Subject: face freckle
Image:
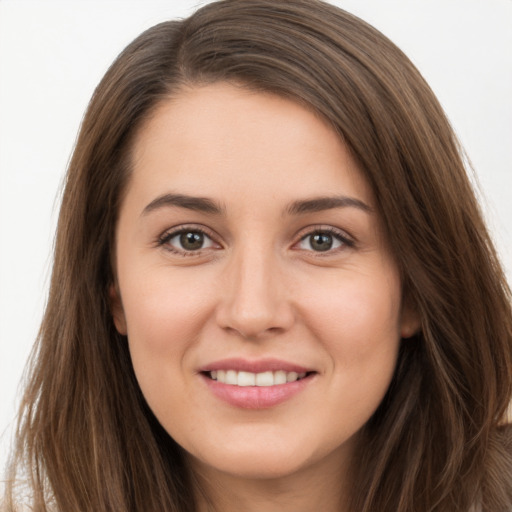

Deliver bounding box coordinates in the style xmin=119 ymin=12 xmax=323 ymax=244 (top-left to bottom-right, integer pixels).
xmin=111 ymin=82 xmax=418 ymax=485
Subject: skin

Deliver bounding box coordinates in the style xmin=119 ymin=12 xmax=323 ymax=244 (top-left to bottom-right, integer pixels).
xmin=111 ymin=82 xmax=419 ymax=512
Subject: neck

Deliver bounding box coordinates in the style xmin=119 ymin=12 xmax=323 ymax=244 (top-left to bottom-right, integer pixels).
xmin=190 ymin=448 xmax=354 ymax=512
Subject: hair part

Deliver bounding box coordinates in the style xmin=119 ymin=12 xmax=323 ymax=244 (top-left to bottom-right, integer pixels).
xmin=4 ymin=1 xmax=512 ymax=510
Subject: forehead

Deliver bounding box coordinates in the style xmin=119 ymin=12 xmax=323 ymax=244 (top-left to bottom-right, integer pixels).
xmin=128 ymin=82 xmax=373 ymax=210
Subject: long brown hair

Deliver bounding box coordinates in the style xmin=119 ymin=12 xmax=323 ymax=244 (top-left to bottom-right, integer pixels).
xmin=4 ymin=1 xmax=512 ymax=510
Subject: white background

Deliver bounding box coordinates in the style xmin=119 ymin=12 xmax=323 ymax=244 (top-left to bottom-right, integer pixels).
xmin=1 ymin=0 xmax=511 ymax=474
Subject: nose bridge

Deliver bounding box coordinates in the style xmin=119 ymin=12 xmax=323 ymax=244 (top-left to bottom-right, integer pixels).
xmin=217 ymin=236 xmax=292 ymax=338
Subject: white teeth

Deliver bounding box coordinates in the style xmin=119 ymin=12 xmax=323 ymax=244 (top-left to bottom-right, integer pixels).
xmin=286 ymin=371 xmax=298 ymax=383
xmin=209 ymin=369 xmax=309 ymax=386
xmin=274 ymin=370 xmax=287 ymax=385
xmin=225 ymin=370 xmax=237 ymax=385
xmin=255 ymin=371 xmax=274 ymax=386
xmin=237 ymin=371 xmax=256 ymax=386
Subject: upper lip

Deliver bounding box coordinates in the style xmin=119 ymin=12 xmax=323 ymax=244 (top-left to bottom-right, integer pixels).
xmin=200 ymin=358 xmax=313 ymax=374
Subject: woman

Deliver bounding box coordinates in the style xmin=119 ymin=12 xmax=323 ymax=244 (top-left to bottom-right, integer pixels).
xmin=4 ymin=0 xmax=512 ymax=510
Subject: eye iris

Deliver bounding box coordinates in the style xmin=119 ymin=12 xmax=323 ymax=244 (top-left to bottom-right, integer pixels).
xmin=311 ymin=233 xmax=333 ymax=251
xmin=180 ymin=232 xmax=204 ymax=250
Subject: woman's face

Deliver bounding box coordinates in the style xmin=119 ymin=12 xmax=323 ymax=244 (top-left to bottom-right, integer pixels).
xmin=112 ymin=83 xmax=418 ymax=481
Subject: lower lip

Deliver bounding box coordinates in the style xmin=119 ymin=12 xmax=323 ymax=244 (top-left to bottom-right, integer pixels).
xmin=201 ymin=374 xmax=313 ymax=409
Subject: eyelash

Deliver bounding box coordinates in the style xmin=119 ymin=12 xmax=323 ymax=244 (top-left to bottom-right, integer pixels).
xmin=295 ymin=226 xmax=355 ymax=255
xmin=156 ymin=225 xmax=355 ymax=256
xmin=157 ymin=225 xmax=219 ymax=256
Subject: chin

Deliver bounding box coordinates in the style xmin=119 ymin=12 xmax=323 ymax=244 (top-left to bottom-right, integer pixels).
xmin=185 ymin=434 xmax=343 ymax=482
xmin=194 ymin=453 xmax=309 ymax=481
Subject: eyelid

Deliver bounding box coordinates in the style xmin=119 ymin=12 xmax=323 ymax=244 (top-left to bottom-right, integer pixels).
xmin=292 ymin=225 xmax=355 ymax=253
xmin=156 ymin=224 xmax=222 ymax=255
xmin=155 ymin=223 xmax=354 ymax=257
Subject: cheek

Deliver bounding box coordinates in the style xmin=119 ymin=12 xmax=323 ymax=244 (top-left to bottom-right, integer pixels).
xmin=303 ymin=270 xmax=402 ymax=418
xmin=118 ymin=268 xmax=215 ymax=395
xmin=304 ymin=267 xmax=402 ymax=347
xmin=121 ymin=266 xmax=211 ymax=343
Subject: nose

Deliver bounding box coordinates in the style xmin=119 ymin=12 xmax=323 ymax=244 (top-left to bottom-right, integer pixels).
xmin=215 ymin=245 xmax=295 ymax=340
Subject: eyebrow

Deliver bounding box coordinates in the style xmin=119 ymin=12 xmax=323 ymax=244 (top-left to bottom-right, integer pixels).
xmin=142 ymin=193 xmax=225 ymax=216
xmin=286 ymin=195 xmax=372 ymax=215
xmin=141 ymin=192 xmax=372 ymax=218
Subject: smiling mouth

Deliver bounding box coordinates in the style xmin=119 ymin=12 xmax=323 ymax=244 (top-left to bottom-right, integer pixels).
xmin=205 ymin=370 xmax=311 ymax=386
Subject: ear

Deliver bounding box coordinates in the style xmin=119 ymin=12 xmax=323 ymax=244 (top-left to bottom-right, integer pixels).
xmin=400 ymin=299 xmax=421 ymax=339
xmin=109 ymin=283 xmax=127 ymax=335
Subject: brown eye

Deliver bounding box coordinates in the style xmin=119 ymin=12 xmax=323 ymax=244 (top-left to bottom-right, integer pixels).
xmin=309 ymin=233 xmax=333 ymax=251
xmin=160 ymin=229 xmax=216 ymax=253
xmin=179 ymin=231 xmax=205 ymax=251
xmin=297 ymin=229 xmax=352 ymax=253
